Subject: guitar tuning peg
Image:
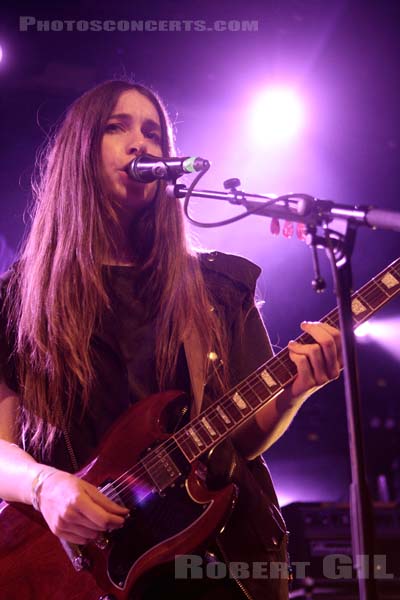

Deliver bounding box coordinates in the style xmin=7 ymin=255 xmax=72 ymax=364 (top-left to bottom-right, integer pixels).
xmin=282 ymin=220 xmax=294 ymax=238
xmin=296 ymin=222 xmax=307 ymax=241
xmin=270 ymin=218 xmax=280 ymax=235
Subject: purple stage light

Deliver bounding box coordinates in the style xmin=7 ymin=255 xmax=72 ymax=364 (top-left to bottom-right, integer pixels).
xmin=250 ymin=86 xmax=304 ymax=145
xmin=270 ymin=454 xmax=350 ymax=507
xmin=355 ymin=318 xmax=400 ymax=362
xmin=354 ymin=321 xmax=373 ymax=338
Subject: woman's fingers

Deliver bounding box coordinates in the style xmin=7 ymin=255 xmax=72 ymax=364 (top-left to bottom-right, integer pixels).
xmin=317 ymin=322 xmax=343 ymax=367
xmin=300 ymin=321 xmax=341 ymax=379
xmin=287 ymin=321 xmax=342 ymax=397
xmin=55 ymin=522 xmax=103 ymax=544
xmin=39 ymin=471 xmax=129 ymax=540
xmin=288 ymin=340 xmax=329 ymax=386
xmin=75 ymin=487 xmax=128 ymax=530
xmin=85 ymin=483 xmax=129 ymax=517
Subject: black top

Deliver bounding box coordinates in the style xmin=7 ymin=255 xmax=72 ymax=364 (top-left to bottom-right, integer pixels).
xmin=102 ymin=265 xmax=192 ymax=403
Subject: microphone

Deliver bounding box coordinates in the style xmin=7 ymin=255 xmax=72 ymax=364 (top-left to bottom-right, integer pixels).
xmin=126 ymin=153 xmax=210 ymax=183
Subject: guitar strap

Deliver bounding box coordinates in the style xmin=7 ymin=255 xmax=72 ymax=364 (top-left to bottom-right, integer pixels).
xmin=183 ymin=327 xmax=206 ymax=419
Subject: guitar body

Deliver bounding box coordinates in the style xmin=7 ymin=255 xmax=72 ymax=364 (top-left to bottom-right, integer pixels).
xmin=0 ymin=391 xmax=238 ymax=600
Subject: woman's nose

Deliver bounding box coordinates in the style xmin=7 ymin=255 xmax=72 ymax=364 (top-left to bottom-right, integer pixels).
xmin=126 ymin=132 xmax=148 ymax=156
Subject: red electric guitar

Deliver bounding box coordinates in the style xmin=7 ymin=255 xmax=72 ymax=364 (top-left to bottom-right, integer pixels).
xmin=0 ymin=258 xmax=399 ymax=600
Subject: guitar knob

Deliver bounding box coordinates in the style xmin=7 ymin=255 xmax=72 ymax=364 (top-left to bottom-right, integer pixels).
xmin=99 ymin=596 xmax=116 ymax=600
xmin=205 ymin=550 xmax=218 ymax=563
xmin=95 ymin=534 xmax=110 ymax=550
xmin=72 ymin=554 xmax=91 ymax=571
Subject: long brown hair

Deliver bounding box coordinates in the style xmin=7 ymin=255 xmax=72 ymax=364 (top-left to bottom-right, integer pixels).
xmin=7 ymin=80 xmax=227 ymax=457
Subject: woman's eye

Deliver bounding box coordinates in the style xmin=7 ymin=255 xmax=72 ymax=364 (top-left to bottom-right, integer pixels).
xmin=146 ymin=131 xmax=161 ymax=143
xmin=105 ymin=123 xmax=123 ymax=133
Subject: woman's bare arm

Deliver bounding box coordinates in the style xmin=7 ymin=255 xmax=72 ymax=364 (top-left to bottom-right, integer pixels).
xmin=0 ymin=381 xmax=128 ymax=543
xmin=0 ymin=383 xmax=40 ymax=504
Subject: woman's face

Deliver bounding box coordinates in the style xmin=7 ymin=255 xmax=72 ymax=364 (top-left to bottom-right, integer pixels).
xmin=101 ymin=89 xmax=163 ymax=218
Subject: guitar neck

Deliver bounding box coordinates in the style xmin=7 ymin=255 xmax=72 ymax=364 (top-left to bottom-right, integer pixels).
xmin=173 ymin=257 xmax=400 ymax=463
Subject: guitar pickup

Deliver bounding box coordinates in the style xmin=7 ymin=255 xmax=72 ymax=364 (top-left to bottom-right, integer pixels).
xmin=141 ymin=447 xmax=181 ymax=493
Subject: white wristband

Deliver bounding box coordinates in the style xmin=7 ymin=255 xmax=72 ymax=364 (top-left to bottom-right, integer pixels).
xmin=31 ymin=469 xmax=57 ymax=511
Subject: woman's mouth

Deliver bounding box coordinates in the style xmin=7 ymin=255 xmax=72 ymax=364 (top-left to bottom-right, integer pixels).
xmin=118 ymin=170 xmax=143 ymax=185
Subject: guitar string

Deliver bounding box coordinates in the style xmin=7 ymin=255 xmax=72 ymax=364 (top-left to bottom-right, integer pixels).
xmin=102 ymin=279 xmax=398 ymax=505
xmin=103 ymin=298 xmax=398 ymax=503
xmin=100 ymin=275 xmax=399 ymax=502
xmin=100 ymin=326 xmax=325 ymax=501
xmin=100 ymin=356 xmax=297 ymax=503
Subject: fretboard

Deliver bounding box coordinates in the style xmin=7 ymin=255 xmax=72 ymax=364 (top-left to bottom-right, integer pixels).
xmin=173 ymin=257 xmax=400 ymax=463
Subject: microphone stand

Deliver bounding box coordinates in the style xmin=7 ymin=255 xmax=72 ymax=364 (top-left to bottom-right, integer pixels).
xmin=168 ymin=180 xmax=400 ymax=600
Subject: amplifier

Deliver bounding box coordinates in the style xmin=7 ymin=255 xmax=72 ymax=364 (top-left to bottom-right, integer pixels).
xmin=282 ymin=502 xmax=400 ymax=596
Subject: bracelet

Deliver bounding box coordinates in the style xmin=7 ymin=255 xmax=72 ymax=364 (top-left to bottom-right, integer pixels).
xmin=31 ymin=469 xmax=57 ymax=511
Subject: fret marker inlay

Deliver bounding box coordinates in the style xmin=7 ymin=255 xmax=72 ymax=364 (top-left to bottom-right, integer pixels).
xmin=216 ymin=405 xmax=231 ymax=424
xmin=187 ymin=427 xmax=203 ymax=448
xmin=261 ymin=369 xmax=277 ymax=387
xmin=381 ymin=272 xmax=398 ymax=289
xmin=201 ymin=417 xmax=217 ymax=436
xmin=351 ymin=298 xmax=367 ymax=315
xmin=232 ymin=392 xmax=247 ymax=411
